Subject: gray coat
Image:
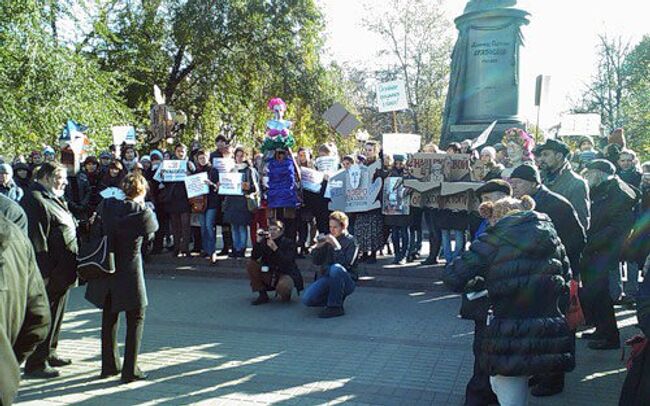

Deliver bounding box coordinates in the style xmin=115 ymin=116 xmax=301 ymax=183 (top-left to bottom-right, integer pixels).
xmin=543 ymin=162 xmax=591 ymax=232
xmin=85 ymin=199 xmax=158 ymax=313
xmin=0 ymin=214 xmax=50 ymax=406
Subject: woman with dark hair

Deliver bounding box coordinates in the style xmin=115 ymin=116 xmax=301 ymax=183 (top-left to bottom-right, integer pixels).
xmin=85 ymin=172 xmax=159 ymax=383
xmin=354 ymin=141 xmax=385 ymax=264
xmin=99 ymin=160 xmax=126 ymax=191
xmin=223 ymin=147 xmax=258 ymax=258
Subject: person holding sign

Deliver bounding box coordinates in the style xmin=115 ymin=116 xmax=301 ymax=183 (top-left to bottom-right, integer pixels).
xmin=354 ymin=141 xmax=385 ymax=264
xmin=223 ymin=147 xmax=258 ymax=258
xmin=297 ymin=148 xmax=317 ymax=258
xmin=161 ymin=143 xmax=195 ymax=257
xmin=194 ymin=150 xmax=220 ymax=262
xmin=384 ymin=155 xmax=410 ymax=265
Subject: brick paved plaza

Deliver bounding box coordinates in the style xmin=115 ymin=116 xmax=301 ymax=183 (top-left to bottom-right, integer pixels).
xmin=15 ymin=273 xmax=635 ymax=405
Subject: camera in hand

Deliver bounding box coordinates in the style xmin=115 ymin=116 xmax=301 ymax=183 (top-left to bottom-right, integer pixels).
xmin=316 ymin=234 xmax=327 ymax=243
xmin=257 ymin=229 xmax=270 ymax=238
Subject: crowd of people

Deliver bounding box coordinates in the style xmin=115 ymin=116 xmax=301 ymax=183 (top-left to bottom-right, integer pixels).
xmin=1 ymin=125 xmax=649 ymax=406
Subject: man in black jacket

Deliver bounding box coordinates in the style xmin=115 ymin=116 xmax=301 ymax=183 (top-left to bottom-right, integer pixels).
xmin=246 ymin=220 xmax=304 ymax=305
xmin=21 ymin=162 xmax=79 ymax=378
xmin=509 ymin=164 xmax=586 ymax=275
xmin=0 ymin=194 xmax=27 ymax=235
xmin=302 ymin=211 xmax=359 ymax=318
xmin=581 ymin=159 xmax=638 ymax=351
xmin=0 ymin=213 xmax=50 ymax=405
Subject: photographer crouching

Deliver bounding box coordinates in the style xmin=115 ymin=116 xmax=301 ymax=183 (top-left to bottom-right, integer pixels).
xmin=302 ymin=211 xmax=359 ymax=318
xmin=246 ymin=220 xmax=304 ymax=305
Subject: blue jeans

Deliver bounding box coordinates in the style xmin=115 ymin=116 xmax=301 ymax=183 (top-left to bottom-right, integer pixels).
xmin=231 ymin=224 xmax=249 ymax=252
xmin=441 ymin=229 xmax=465 ymax=263
xmin=391 ymin=225 xmax=410 ymax=260
xmin=302 ymin=264 xmax=355 ymax=308
xmin=198 ymin=209 xmax=217 ymax=254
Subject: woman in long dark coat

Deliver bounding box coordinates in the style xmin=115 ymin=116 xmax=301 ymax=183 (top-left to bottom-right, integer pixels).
xmin=223 ymin=147 xmax=257 ymax=258
xmin=85 ymin=172 xmax=159 ymax=383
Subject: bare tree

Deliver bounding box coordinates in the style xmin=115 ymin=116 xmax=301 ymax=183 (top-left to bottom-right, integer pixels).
xmin=575 ymin=34 xmax=632 ymax=130
xmin=361 ymin=0 xmax=452 ymax=142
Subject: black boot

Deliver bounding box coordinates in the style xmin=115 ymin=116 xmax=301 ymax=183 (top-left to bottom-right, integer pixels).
xmin=252 ymin=291 xmax=270 ymax=306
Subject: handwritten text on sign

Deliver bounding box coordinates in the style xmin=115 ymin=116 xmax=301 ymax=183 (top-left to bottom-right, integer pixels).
xmin=376 ymin=80 xmax=408 ymax=113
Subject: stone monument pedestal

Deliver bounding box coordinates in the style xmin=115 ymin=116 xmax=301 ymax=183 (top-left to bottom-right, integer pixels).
xmin=441 ymin=2 xmax=530 ymax=146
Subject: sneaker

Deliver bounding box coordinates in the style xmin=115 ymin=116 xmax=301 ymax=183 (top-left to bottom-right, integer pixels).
xmin=121 ymin=372 xmax=148 ymax=384
xmin=587 ymin=339 xmax=620 ymax=350
xmin=319 ymin=306 xmax=345 ymax=318
xmin=422 ymin=257 xmax=439 ymax=266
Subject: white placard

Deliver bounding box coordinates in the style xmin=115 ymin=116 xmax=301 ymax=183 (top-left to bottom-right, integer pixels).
xmin=218 ymin=172 xmax=243 ymax=196
xmin=377 ymin=80 xmax=408 ymax=113
xmin=184 ymin=172 xmax=209 ymax=199
xmin=382 ymin=133 xmax=421 ymax=155
xmin=301 ymin=167 xmax=325 ymax=193
xmin=558 ymin=114 xmax=602 ymax=137
xmin=212 ymin=158 xmax=235 ymax=173
xmin=314 ymin=156 xmax=339 ymax=175
xmin=112 ymin=126 xmax=136 ymax=146
xmin=99 ymin=187 xmax=125 ymax=201
xmin=160 ymin=160 xmax=187 ymax=182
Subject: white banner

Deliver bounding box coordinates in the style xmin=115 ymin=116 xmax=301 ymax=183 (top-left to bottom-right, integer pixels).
xmin=184 ymin=172 xmax=209 ymax=199
xmin=377 ymin=80 xmax=408 ymax=113
xmin=382 ymin=133 xmax=421 ymax=155
xmin=218 ymin=172 xmax=243 ymax=196
xmin=314 ymin=156 xmax=339 ymax=175
xmin=158 ymin=160 xmax=187 ymax=182
xmin=112 ymin=126 xmax=136 ymax=146
xmin=300 ymin=167 xmax=325 ymax=193
xmin=212 ymin=158 xmax=235 ymax=173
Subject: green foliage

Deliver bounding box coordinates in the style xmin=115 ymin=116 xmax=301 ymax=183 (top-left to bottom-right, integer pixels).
xmin=622 ymin=35 xmax=650 ymax=161
xmin=0 ymin=0 xmax=133 ymax=156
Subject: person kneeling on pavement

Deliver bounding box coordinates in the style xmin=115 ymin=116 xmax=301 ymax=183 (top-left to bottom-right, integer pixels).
xmin=246 ymin=220 xmax=304 ymax=305
xmin=302 ymin=211 xmax=359 ymax=319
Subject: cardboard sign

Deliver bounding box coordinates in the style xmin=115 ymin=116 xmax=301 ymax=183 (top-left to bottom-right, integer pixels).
xmin=409 ymin=186 xmax=479 ymax=212
xmin=99 ymin=187 xmax=125 ymax=201
xmin=184 ymin=172 xmax=209 ymax=199
xmin=322 ymin=103 xmax=361 ymax=136
xmin=300 ymin=167 xmax=324 ymax=193
xmin=328 ymin=161 xmax=382 ymax=213
xmin=404 ymin=153 xmax=471 ymax=192
xmin=377 ymin=80 xmax=408 ymax=113
xmin=218 ymin=172 xmax=243 ymax=196
xmin=382 ymin=177 xmax=410 ymax=216
xmin=382 ymin=133 xmax=421 ymax=156
xmin=314 ymin=156 xmax=340 ymax=175
xmin=558 ymin=114 xmax=602 ymax=137
xmin=157 ymin=160 xmax=187 ymax=182
xmin=212 ymin=158 xmax=235 ymax=173
xmin=440 ymin=182 xmax=483 ymax=196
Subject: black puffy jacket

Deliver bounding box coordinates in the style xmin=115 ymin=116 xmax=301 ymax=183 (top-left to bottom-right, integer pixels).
xmin=443 ymin=211 xmax=575 ymax=376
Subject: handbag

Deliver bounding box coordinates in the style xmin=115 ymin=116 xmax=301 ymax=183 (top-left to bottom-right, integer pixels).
xmin=189 ymin=195 xmax=207 ymax=213
xmin=77 ymin=217 xmax=116 ymax=280
xmin=566 ymin=279 xmax=585 ymax=330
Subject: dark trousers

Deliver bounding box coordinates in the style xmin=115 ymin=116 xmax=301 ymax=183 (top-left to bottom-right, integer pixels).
xmin=170 ymin=212 xmax=191 ymax=253
xmin=298 ymin=213 xmax=316 ymax=248
xmin=424 ymin=209 xmax=442 ymax=261
xmin=153 ymin=209 xmax=170 ymax=252
xmin=101 ymin=295 xmax=146 ymax=379
xmin=391 ymin=225 xmax=410 ymax=260
xmin=582 ymin=271 xmax=620 ymax=342
xmin=25 ymin=287 xmax=69 ymax=371
xmin=409 ymin=207 xmax=423 ymax=256
xmin=465 ymin=320 xmax=498 ymax=406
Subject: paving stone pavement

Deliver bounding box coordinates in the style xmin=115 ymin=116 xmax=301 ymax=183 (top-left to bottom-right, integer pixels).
xmin=15 ymin=274 xmax=636 ymax=405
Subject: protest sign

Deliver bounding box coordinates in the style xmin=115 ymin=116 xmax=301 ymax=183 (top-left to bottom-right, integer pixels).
xmin=99 ymin=187 xmax=126 ymax=201
xmin=328 ymin=161 xmax=382 ymax=213
xmin=218 ymin=172 xmax=244 ymax=196
xmin=300 ymin=167 xmax=325 ymax=193
xmin=377 ymin=80 xmax=408 ymax=113
xmin=322 ymin=103 xmax=361 ymax=136
xmin=440 ymin=182 xmax=483 ymax=196
xmin=184 ymin=172 xmax=209 ymax=199
xmin=159 ymin=160 xmax=187 ymax=182
xmin=404 ymin=153 xmax=471 ymax=192
xmin=382 ymin=177 xmax=410 ymax=216
xmin=212 ymin=158 xmax=235 ymax=173
xmin=558 ymin=113 xmax=602 ymax=137
xmin=112 ymin=126 xmax=136 ymax=146
xmin=314 ymin=156 xmax=340 ymax=175
xmin=382 ymin=133 xmax=421 ymax=156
